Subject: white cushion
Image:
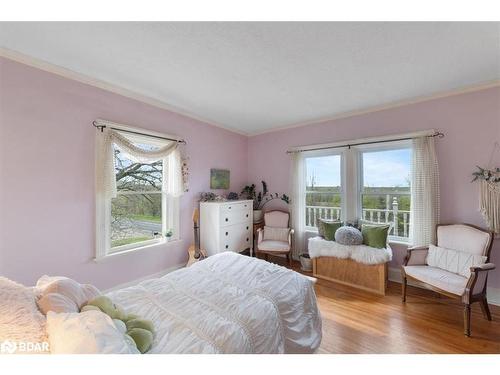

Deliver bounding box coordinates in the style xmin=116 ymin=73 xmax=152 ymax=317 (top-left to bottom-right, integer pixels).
xmin=0 ymin=277 xmax=48 ymax=353
xmin=258 ymin=240 xmax=290 ymax=252
xmin=46 ymin=310 xmax=139 ymax=354
xmin=427 ymin=244 xmax=487 ymax=278
xmin=437 ymin=224 xmax=491 ymax=256
xmin=264 ymin=211 xmax=289 ymax=228
xmin=263 ymin=226 xmax=289 ymax=242
xmin=37 ymin=293 xmax=79 ymax=315
xmin=36 ymin=275 xmax=101 ymax=310
xmin=404 ymin=265 xmax=468 ymax=296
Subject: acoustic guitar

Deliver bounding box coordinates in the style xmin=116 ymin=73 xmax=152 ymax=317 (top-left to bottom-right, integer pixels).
xmin=187 ymin=208 xmax=207 ymax=266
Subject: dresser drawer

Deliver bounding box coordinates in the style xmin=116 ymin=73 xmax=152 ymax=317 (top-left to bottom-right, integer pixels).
xmin=220 ymin=209 xmax=251 ymax=227
xmin=220 ymin=224 xmax=252 ymax=252
xmin=221 ymin=201 xmax=251 ymax=214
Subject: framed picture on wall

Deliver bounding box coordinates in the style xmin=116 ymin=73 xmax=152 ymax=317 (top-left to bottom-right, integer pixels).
xmin=210 ymin=169 xmax=230 ymax=189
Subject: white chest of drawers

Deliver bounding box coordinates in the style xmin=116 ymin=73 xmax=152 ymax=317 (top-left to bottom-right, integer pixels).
xmin=200 ymin=200 xmax=253 ymax=256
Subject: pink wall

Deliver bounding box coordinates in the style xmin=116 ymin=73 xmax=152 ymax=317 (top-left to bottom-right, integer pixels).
xmin=1 ymin=56 xmax=499 ymax=291
xmin=0 ymin=57 xmax=248 ymax=290
xmin=248 ymin=86 xmax=500 ymax=288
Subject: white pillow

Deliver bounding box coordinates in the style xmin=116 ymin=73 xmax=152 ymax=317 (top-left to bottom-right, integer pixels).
xmin=0 ymin=277 xmax=48 ymax=354
xmin=263 ymin=226 xmax=290 ymax=242
xmin=36 ymin=275 xmax=101 ymax=310
xmin=46 ymin=310 xmax=139 ymax=354
xmin=427 ymin=244 xmax=487 ymax=278
xmin=37 ymin=293 xmax=79 ymax=315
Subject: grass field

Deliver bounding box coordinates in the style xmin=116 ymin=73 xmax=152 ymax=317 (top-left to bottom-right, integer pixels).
xmin=129 ymin=214 xmax=161 ymax=223
xmin=111 ymin=236 xmax=151 ymax=247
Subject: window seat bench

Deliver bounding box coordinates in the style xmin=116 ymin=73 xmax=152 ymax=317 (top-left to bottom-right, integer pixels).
xmin=308 ymin=237 xmax=392 ymax=295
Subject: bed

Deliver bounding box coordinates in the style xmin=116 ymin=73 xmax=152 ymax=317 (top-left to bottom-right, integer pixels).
xmin=0 ymin=252 xmax=322 ymax=354
xmin=107 ymin=252 xmax=322 ymax=353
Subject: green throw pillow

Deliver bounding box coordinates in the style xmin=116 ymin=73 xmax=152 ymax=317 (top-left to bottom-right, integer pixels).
xmin=318 ymin=219 xmax=342 ymax=241
xmin=361 ymin=224 xmax=390 ymax=249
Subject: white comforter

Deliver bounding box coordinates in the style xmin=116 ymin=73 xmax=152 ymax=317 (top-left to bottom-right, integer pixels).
xmin=107 ymin=252 xmax=322 ymax=354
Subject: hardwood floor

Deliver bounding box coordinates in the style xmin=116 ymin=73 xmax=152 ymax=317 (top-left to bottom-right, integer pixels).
xmin=277 ymin=257 xmax=500 ymax=353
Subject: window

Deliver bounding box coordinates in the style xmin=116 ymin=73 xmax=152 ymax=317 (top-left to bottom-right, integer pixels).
xmin=302 ymin=140 xmax=412 ymax=242
xmin=111 ymin=143 xmax=165 ymax=252
xmin=96 ymin=127 xmax=180 ymax=259
xmin=305 ymin=153 xmax=343 ymax=229
xmin=359 ymin=145 xmax=412 ymax=241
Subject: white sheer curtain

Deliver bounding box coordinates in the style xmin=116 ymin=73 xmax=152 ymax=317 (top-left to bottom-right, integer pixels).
xmin=96 ymin=127 xmax=183 ymax=199
xmin=410 ymin=136 xmax=440 ymax=246
xmin=290 ymin=152 xmax=306 ymax=259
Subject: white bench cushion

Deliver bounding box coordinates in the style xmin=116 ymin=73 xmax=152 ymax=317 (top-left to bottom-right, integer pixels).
xmin=404 ymin=265 xmax=468 ymax=296
xmin=258 ymin=240 xmax=290 ymax=252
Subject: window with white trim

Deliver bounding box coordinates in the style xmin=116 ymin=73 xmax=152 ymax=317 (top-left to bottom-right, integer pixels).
xmin=96 ymin=128 xmax=180 ymax=259
xmin=305 ymin=151 xmax=344 ymax=230
xmin=303 ymin=140 xmax=412 ymax=242
xmin=358 ymin=143 xmax=412 ymax=241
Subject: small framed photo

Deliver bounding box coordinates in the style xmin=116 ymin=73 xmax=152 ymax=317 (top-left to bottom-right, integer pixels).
xmin=210 ymin=169 xmax=230 ymax=189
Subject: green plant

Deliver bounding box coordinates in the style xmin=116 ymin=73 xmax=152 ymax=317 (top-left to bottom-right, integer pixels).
xmin=240 ymin=181 xmax=290 ymax=210
xmin=165 ymin=229 xmax=173 ymax=238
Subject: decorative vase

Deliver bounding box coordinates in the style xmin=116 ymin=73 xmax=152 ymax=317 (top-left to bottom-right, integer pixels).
xmin=253 ymin=209 xmax=263 ymax=223
xmin=299 ymin=254 xmax=312 ymax=272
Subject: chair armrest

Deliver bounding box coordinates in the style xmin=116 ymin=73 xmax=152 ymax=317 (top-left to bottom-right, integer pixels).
xmin=256 ymin=228 xmax=264 ymax=244
xmin=464 ymin=263 xmax=496 ymax=302
xmin=408 ymin=245 xmax=429 ymax=251
xmin=470 ymin=263 xmax=496 ymax=272
xmin=404 ymin=246 xmax=429 ymax=266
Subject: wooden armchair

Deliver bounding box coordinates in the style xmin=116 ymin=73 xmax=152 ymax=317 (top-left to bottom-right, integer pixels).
xmin=402 ymin=224 xmax=495 ymax=336
xmin=256 ymin=210 xmax=294 ymax=265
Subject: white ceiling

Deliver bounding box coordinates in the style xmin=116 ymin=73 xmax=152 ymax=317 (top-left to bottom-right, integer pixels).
xmin=1 ymin=22 xmax=499 ymax=135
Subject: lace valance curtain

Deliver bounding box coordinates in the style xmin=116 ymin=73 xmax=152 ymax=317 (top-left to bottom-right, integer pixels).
xmin=96 ymin=127 xmax=184 ymax=199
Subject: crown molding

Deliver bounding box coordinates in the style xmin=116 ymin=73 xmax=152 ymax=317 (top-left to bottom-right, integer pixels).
xmin=0 ymin=47 xmax=248 ymax=136
xmin=249 ymin=79 xmax=500 ymax=137
xmin=2 ymin=47 xmax=498 ymax=139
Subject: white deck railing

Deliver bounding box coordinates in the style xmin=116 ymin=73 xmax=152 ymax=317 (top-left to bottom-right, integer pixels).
xmin=306 ymin=201 xmax=410 ymax=239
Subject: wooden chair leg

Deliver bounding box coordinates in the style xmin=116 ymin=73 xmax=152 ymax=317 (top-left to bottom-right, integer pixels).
xmin=402 ymin=277 xmax=407 ymax=302
xmin=480 ymin=297 xmax=492 ymax=321
xmin=288 ymin=253 xmax=292 ymax=266
xmin=464 ymin=304 xmax=471 ymax=337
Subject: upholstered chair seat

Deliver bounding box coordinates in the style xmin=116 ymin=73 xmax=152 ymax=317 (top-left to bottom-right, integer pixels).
xmin=403 ymin=265 xmax=468 ymax=296
xmin=257 ymin=240 xmax=291 ymax=252
xmin=256 ymin=211 xmax=294 ymax=265
xmin=401 ymin=224 xmax=495 ymax=336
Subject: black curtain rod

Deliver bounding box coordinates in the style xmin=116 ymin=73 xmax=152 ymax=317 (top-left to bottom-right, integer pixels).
xmin=93 ymin=121 xmax=187 ymax=145
xmin=286 ymin=131 xmax=444 ymax=154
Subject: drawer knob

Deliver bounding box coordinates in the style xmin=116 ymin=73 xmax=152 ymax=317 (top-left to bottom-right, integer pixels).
xmin=225 ymin=218 xmax=228 ymax=222
xmin=246 ymin=238 xmax=249 ymax=242
xmin=229 ymin=206 xmax=231 ymax=209
xmin=225 ymin=232 xmax=228 ymax=236
xmin=246 ymin=214 xmax=248 ymax=218
xmin=246 ymin=226 xmax=249 ymax=230
xmin=225 ymin=245 xmax=228 ymax=249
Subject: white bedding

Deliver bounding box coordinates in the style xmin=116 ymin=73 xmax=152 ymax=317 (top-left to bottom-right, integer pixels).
xmin=107 ymin=252 xmax=322 ymax=354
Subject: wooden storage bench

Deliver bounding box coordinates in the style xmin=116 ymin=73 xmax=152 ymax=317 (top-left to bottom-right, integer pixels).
xmin=313 ymin=256 xmax=388 ymax=295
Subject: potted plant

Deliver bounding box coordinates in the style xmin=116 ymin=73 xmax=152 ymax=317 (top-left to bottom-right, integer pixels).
xmin=240 ymin=181 xmax=290 ymax=223
xmin=165 ymin=229 xmax=173 ymax=241
xmin=299 ymin=253 xmax=312 ymax=272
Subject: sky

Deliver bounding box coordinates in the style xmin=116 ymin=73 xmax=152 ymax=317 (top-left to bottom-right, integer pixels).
xmin=306 ymin=148 xmax=411 ymax=188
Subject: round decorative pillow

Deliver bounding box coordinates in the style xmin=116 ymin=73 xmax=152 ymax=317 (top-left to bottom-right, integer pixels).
xmin=335 ymin=226 xmax=363 ymax=246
